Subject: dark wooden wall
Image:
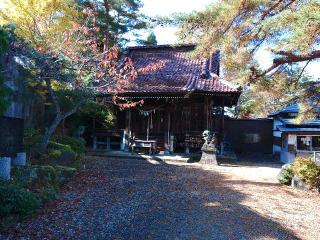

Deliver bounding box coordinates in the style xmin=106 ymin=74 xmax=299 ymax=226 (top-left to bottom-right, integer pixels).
xmin=0 ymin=116 xmax=24 ymax=157
xmin=123 ymin=98 xmax=208 ymax=150
xmin=224 ymin=118 xmax=273 ymax=154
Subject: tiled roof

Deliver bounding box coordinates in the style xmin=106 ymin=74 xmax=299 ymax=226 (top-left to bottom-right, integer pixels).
xmin=269 ymin=103 xmax=320 ymax=117
xmin=277 ymin=126 xmax=320 ymax=134
xmin=109 ymin=44 xmax=241 ymax=96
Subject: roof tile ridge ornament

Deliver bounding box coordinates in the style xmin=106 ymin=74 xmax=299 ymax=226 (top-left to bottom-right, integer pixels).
xmin=127 ymin=43 xmax=197 ymax=51
xmin=209 ymin=50 xmax=220 ymax=75
xmin=200 ymin=58 xmax=210 ymax=79
xmin=182 ymin=76 xmax=197 ymax=98
xmin=210 ymin=73 xmax=241 ymax=90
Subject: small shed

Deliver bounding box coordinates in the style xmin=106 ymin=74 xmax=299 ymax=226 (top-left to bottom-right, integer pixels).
xmin=269 ymin=104 xmax=320 ymax=163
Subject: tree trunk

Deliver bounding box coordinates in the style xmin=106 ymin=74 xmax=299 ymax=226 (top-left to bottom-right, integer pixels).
xmin=39 ymin=112 xmax=62 ymax=154
xmin=40 ymin=78 xmax=87 ymax=154
xmin=103 ymin=0 xmax=110 ymax=51
xmin=39 ymin=101 xmax=86 ymax=154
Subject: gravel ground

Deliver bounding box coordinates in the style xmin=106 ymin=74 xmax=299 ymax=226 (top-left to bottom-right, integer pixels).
xmin=1 ymin=156 xmax=320 ymax=240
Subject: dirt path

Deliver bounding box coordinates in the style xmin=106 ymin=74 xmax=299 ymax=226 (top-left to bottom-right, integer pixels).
xmin=1 ymin=156 xmax=319 ymax=240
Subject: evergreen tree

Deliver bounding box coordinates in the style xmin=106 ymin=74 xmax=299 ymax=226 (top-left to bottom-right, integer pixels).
xmin=78 ymin=0 xmax=146 ymax=50
xmin=177 ymin=0 xmax=320 ymax=118
xmin=145 ymin=32 xmax=157 ymax=45
xmin=0 ymin=28 xmax=10 ymax=115
xmin=0 ymin=1 xmax=136 ymax=152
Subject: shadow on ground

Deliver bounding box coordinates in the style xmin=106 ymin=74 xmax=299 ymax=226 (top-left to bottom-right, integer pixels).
xmin=1 ymin=155 xmax=299 ymax=240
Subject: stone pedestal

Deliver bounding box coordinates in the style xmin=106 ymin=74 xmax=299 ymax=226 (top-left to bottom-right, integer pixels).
xmin=291 ymin=176 xmax=310 ymax=191
xmin=0 ymin=157 xmax=11 ymax=180
xmin=200 ymin=150 xmax=218 ymax=165
xmin=12 ymin=152 xmax=27 ymax=166
xmin=200 ymin=131 xmax=218 ymax=165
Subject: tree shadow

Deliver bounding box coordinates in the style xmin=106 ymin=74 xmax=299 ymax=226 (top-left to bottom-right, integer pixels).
xmin=98 ymin=158 xmax=300 ymax=240
xmin=2 ymin=156 xmax=301 ymax=240
xmin=219 ymin=153 xmax=283 ymax=169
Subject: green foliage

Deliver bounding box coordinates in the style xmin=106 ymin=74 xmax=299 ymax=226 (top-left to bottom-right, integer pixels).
xmin=24 ymin=127 xmax=85 ymax=168
xmin=54 ymin=165 xmax=77 ymax=185
xmin=47 ymin=141 xmax=80 ymax=169
xmin=292 ymin=157 xmax=320 ymax=189
xmin=146 ymin=32 xmax=157 ymax=45
xmin=0 ymin=66 xmax=11 ymax=114
xmin=0 ymin=28 xmax=11 ymax=114
xmin=177 ymin=0 xmax=320 ymax=117
xmin=0 ymin=27 xmax=9 ymax=54
xmin=65 ymin=102 xmax=115 ymax=144
xmin=24 ymin=128 xmax=42 ymax=157
xmin=11 ymin=165 xmax=58 ymax=201
xmin=188 ymin=153 xmax=201 ymax=163
xmin=234 ymin=66 xmax=306 ymax=118
xmin=0 ymin=182 xmax=41 ymax=218
xmin=141 ymin=31 xmax=157 ymax=46
xmin=67 ymin=101 xmax=115 ymax=130
xmin=52 ymin=135 xmax=85 ymax=157
xmin=278 ymin=164 xmax=294 ymax=185
xmin=78 ymin=0 xmax=146 ymax=47
xmin=0 ymin=164 xmax=76 ymax=224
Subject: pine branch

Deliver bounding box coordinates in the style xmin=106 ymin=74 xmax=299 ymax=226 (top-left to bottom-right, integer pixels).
xmin=250 ymin=50 xmax=320 ymax=81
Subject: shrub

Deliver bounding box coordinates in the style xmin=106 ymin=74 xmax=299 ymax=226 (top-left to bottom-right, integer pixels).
xmin=11 ymin=165 xmax=58 ymax=202
xmin=54 ymin=165 xmax=77 ymax=186
xmin=0 ymin=183 xmax=41 ymax=218
xmin=23 ymin=128 xmax=42 ymax=160
xmin=51 ymin=135 xmax=85 ymax=158
xmin=292 ymin=157 xmax=320 ymax=189
xmin=188 ymin=154 xmax=201 ymax=163
xmin=48 ymin=141 xmax=79 ymax=169
xmin=0 ymin=164 xmax=76 ymax=226
xmin=278 ymin=164 xmax=294 ymax=185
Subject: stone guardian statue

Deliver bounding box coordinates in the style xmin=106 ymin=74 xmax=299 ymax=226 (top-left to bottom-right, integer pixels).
xmin=200 ymin=130 xmax=218 ymax=165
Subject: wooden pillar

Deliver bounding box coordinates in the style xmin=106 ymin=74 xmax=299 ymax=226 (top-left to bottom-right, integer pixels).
xmin=204 ymin=96 xmax=209 ymax=130
xmin=220 ymin=98 xmax=225 ymax=154
xmin=164 ymin=111 xmax=171 ymax=154
xmin=92 ymin=118 xmax=97 ymax=150
xmin=106 ymin=136 xmax=110 ymax=151
xmin=185 ymin=106 xmax=191 ymax=155
xmin=120 ymin=130 xmax=126 ymax=151
xmin=123 ymin=110 xmax=131 ymax=151
xmin=209 ymin=99 xmax=213 ymax=131
xmin=147 ymin=114 xmax=150 ymax=141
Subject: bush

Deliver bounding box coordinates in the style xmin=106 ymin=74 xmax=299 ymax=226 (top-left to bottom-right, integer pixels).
xmin=278 ymin=164 xmax=294 ymax=185
xmin=51 ymin=135 xmax=85 ymax=158
xmin=188 ymin=154 xmax=201 ymax=163
xmin=11 ymin=165 xmax=58 ymax=202
xmin=0 ymin=165 xmax=76 ymax=227
xmin=54 ymin=165 xmax=77 ymax=186
xmin=23 ymin=128 xmax=42 ymax=160
xmin=48 ymin=141 xmax=79 ymax=169
xmin=292 ymin=157 xmax=320 ymax=189
xmin=0 ymin=183 xmax=41 ymax=218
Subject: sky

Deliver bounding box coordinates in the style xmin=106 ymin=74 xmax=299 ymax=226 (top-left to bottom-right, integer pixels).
xmin=0 ymin=0 xmax=318 ymax=78
xmin=134 ymin=0 xmax=319 ymax=78
xmin=129 ymin=0 xmax=215 ymax=45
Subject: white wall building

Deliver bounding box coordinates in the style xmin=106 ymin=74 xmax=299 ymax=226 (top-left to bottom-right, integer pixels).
xmin=269 ymin=104 xmax=320 ymax=163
